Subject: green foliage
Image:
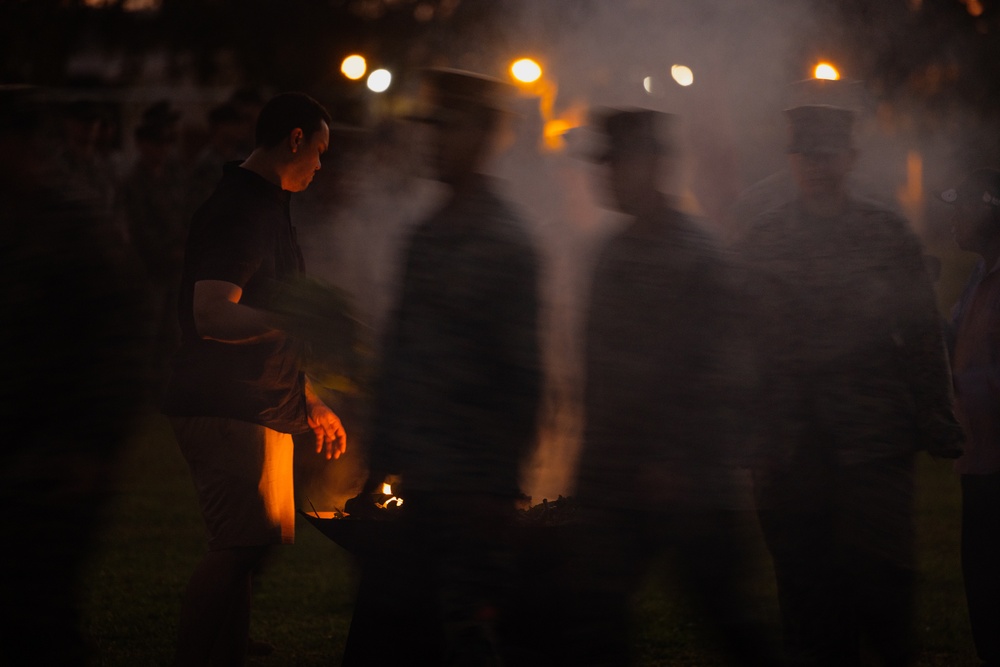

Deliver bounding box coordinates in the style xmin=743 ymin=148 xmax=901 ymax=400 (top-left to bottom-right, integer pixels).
xmin=261 ymin=275 xmax=376 ymax=397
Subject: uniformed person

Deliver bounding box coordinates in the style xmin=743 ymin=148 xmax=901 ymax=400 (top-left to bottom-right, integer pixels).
xmin=353 ymin=68 xmax=543 ymax=666
xmin=733 ymin=103 xmax=964 ymax=667
xmin=563 ymin=107 xmax=781 ymax=667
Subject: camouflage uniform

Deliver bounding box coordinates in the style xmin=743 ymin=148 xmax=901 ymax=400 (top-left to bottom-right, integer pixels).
xmin=362 ymin=176 xmax=542 ymax=665
xmin=734 ymin=198 xmax=963 ymax=666
xmin=566 ymin=199 xmax=776 ymax=667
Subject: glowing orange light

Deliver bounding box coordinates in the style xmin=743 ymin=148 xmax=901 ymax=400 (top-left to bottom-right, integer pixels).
xmin=897 ymin=150 xmax=925 ymax=231
xmin=814 ymin=62 xmax=840 ymax=80
xmin=341 ymin=54 xmax=367 ymax=80
xmin=542 ymin=101 xmax=587 ymax=152
xmin=511 ymin=58 xmax=543 ymax=84
xmin=381 ymin=482 xmax=392 ymax=495
xmin=966 ymin=0 xmax=984 ymax=16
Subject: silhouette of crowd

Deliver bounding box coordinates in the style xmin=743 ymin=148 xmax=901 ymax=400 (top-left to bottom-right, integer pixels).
xmin=3 ymin=60 xmax=997 ymax=667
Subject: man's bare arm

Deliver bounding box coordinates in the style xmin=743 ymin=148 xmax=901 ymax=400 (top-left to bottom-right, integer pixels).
xmin=192 ymin=279 xmax=287 ymax=343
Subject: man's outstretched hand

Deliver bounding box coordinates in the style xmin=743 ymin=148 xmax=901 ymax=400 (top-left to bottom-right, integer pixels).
xmin=308 ymin=401 xmax=347 ymax=460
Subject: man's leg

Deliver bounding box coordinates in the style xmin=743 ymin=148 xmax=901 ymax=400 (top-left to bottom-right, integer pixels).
xmin=173 ymin=545 xmax=268 ymax=667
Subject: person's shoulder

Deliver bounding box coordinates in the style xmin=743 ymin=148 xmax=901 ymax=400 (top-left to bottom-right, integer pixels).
xmin=668 ymin=209 xmax=728 ymax=259
xmin=847 ymin=197 xmax=920 ymax=243
xmin=849 ymin=196 xmax=907 ymax=224
xmin=474 ymin=187 xmax=539 ymax=253
xmin=732 ymin=200 xmax=795 ymax=247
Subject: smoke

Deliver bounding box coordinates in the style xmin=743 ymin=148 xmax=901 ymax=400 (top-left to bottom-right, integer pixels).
xmin=294 ymin=0 xmax=996 ymax=508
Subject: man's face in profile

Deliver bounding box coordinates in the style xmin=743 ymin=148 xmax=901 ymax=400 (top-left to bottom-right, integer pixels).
xmin=285 ymin=121 xmax=330 ymax=192
xmin=428 ymin=109 xmax=491 ymax=185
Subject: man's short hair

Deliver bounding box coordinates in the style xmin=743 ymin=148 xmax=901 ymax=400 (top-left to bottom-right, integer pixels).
xmin=254 ymin=92 xmax=332 ymax=149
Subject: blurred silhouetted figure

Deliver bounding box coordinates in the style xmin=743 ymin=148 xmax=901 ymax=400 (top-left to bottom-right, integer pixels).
xmin=940 ymin=167 xmax=1000 ymax=667
xmin=185 ymin=101 xmax=251 ymax=221
xmin=229 ymin=85 xmax=268 ymax=160
xmin=732 ymin=104 xmax=964 ymax=667
xmin=563 ymin=107 xmax=783 ymax=667
xmin=353 ymin=68 xmax=542 ymax=666
xmin=52 ymin=98 xmax=121 ymax=229
xmin=725 ymin=78 xmax=895 ymax=245
xmin=117 ymin=99 xmax=189 ymax=393
xmin=0 ymin=85 xmax=151 ymax=665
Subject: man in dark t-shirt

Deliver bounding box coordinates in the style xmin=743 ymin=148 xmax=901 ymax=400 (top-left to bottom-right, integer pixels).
xmin=162 ymin=92 xmax=346 ymax=667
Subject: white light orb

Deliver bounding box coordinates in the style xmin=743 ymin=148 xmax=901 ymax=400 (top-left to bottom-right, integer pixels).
xmin=367 ymin=68 xmax=392 ymax=93
xmin=671 ymin=64 xmax=694 ymax=87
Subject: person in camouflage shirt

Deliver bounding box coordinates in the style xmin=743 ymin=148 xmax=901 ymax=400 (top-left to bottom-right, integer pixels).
xmin=562 ymin=107 xmax=781 ymax=667
xmin=732 ymin=104 xmax=964 ymax=667
xmin=355 ymin=68 xmax=542 ymax=666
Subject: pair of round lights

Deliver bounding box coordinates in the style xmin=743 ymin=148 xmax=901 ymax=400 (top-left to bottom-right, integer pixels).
xmin=340 ymin=55 xmax=392 ymax=92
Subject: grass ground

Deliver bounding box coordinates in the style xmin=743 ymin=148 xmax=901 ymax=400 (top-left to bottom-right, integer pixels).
xmin=80 ymin=409 xmax=980 ymax=666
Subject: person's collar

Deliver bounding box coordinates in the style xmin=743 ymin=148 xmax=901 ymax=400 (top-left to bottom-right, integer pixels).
xmin=224 ymin=161 xmax=289 ymax=204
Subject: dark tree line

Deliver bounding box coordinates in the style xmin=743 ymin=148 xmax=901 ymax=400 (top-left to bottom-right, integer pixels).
xmin=1 ymin=0 xmax=996 ymax=163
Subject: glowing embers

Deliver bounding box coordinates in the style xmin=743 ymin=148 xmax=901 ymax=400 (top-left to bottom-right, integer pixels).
xmin=814 ymin=62 xmax=840 ymax=81
xmin=377 ymin=483 xmax=404 ymax=509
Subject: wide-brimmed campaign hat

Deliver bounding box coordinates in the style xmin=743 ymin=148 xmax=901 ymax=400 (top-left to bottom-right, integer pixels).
xmin=938 ymin=167 xmax=1000 ymax=207
xmin=405 ymin=67 xmax=515 ymax=125
xmin=784 ymin=104 xmax=855 ymax=155
xmin=586 ymin=106 xmax=675 ymax=163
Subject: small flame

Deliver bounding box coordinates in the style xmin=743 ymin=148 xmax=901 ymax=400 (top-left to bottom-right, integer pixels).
xmin=814 ymin=62 xmax=840 ymax=81
xmin=381 ymin=482 xmax=392 ymax=495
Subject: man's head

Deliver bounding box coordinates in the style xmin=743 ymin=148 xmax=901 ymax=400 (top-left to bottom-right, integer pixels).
xmin=785 ymin=104 xmax=856 ymax=203
xmin=940 ymin=168 xmax=1000 ymax=255
xmin=251 ymin=92 xmax=332 ymax=192
xmin=413 ymin=68 xmax=513 ymax=186
xmin=589 ymin=107 xmax=674 ymax=214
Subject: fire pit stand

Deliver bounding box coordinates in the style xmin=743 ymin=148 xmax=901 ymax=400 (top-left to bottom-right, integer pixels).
xmin=301 ymin=496 xmax=579 ymax=666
